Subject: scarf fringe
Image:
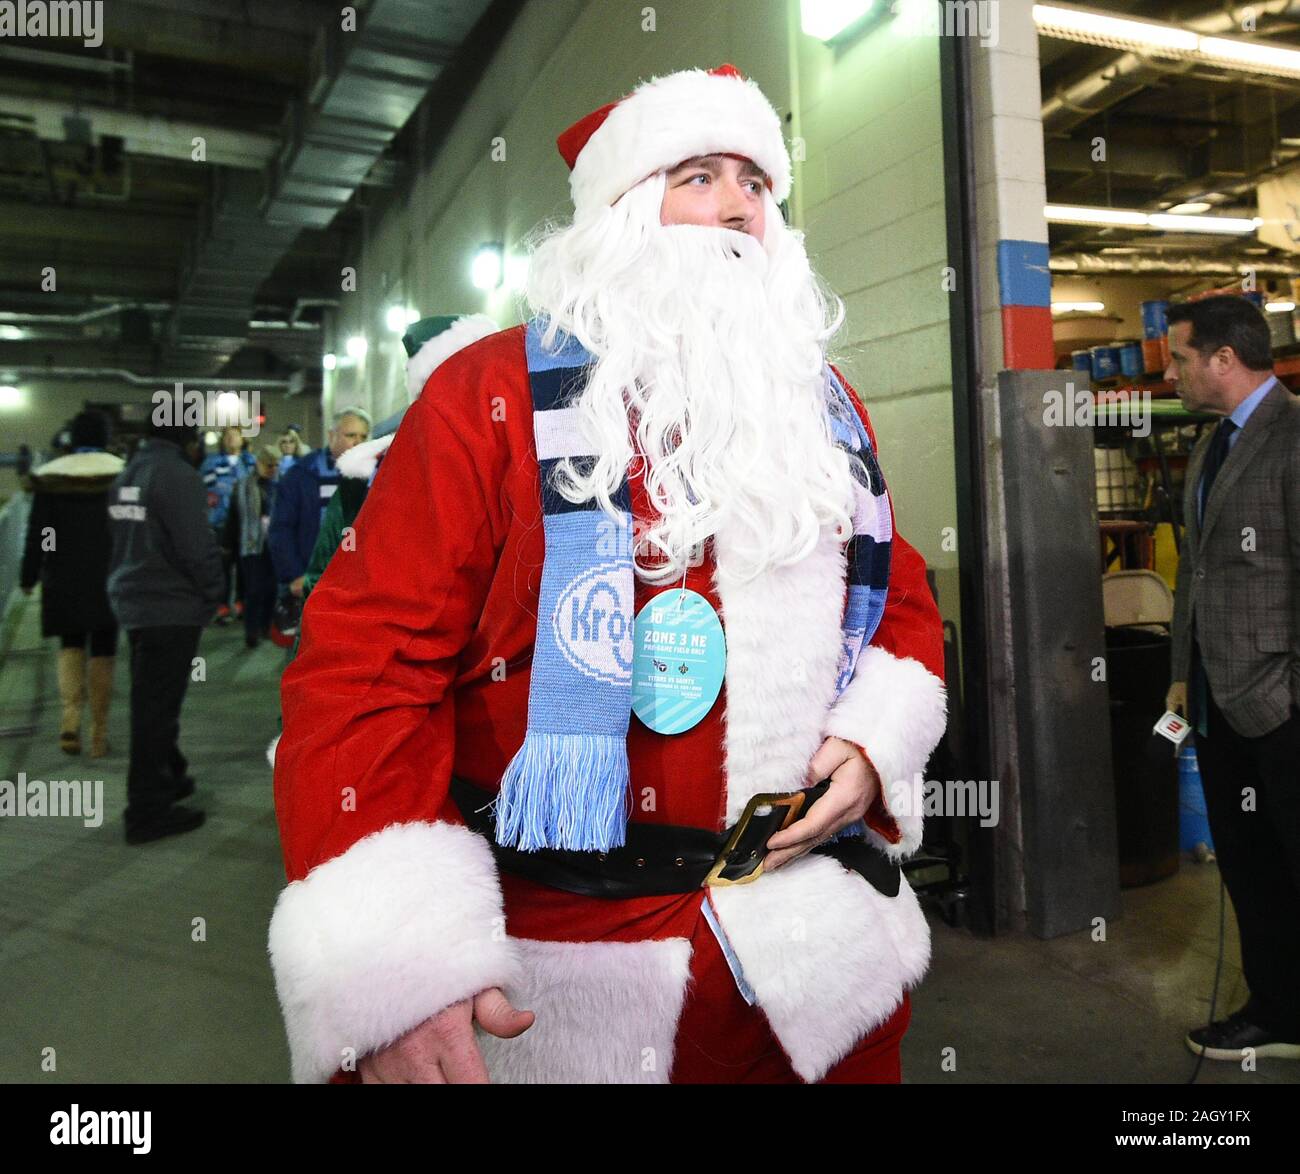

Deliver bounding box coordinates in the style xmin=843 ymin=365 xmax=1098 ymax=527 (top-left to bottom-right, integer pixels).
xmin=494 ymin=732 xmax=631 ymax=852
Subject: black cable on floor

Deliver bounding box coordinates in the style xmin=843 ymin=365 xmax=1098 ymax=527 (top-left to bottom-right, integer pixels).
xmin=1187 ymin=870 xmax=1227 ymax=1084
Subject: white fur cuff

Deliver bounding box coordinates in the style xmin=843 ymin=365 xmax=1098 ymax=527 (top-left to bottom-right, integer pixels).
xmin=823 ymin=645 xmax=947 ymax=860
xmin=268 ymin=820 xmax=519 ymax=1083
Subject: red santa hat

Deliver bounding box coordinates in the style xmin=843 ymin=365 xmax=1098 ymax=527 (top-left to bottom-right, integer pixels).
xmin=556 ymin=64 xmax=792 ymax=216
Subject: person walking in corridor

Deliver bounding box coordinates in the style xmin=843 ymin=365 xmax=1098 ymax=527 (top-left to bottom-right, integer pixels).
xmin=108 ymin=418 xmax=224 ymax=845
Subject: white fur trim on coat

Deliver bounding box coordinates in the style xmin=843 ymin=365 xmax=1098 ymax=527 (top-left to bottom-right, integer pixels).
xmin=406 ymin=314 xmax=499 ymax=400
xmin=267 ymin=820 xmax=519 ymax=1083
xmin=570 ymin=67 xmax=792 ymax=216
xmin=477 ymin=938 xmax=693 ymax=1083
xmin=823 ymin=644 xmax=948 ymax=860
xmin=334 ymin=435 xmax=393 ymax=481
xmin=707 ymin=855 xmax=930 ymax=1082
xmin=710 ymin=519 xmax=933 ymax=1082
xmin=265 ymin=734 xmax=280 ymax=769
xmin=33 ymin=451 xmax=124 ymax=480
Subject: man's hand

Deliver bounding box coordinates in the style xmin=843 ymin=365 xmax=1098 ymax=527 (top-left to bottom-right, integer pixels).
xmin=763 ymin=737 xmax=881 ymax=872
xmin=289 ymin=576 xmax=305 ymax=598
xmin=358 ymin=986 xmax=534 ymax=1084
xmin=1166 ymin=681 xmax=1187 ymax=716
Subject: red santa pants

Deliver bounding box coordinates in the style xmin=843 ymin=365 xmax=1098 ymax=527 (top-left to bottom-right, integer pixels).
xmin=668 ymin=904 xmax=910 ymax=1084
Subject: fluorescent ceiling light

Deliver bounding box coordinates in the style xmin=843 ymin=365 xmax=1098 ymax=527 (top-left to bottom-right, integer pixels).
xmin=1045 ymin=204 xmax=1148 ymax=227
xmin=345 ymin=335 xmax=368 ymax=359
xmin=1035 ymin=4 xmax=1300 ymax=79
xmin=1032 ymin=4 xmax=1197 ymax=54
xmin=0 ymin=384 xmax=21 ymax=408
xmin=1166 ymin=201 xmax=1211 ymax=214
xmin=1199 ymin=35 xmax=1300 ymax=76
xmin=1045 ymin=204 xmax=1259 ymax=234
xmin=1052 ymin=301 xmax=1106 ymax=313
xmin=1147 ymin=213 xmax=1258 ymax=233
xmin=322 ymin=352 xmax=337 ymax=370
xmin=384 ymin=306 xmax=408 ymax=333
xmin=1265 ymin=300 xmax=1296 ymax=313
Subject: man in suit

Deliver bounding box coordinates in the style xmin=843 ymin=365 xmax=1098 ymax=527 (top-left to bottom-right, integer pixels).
xmin=1165 ymin=294 xmax=1300 ymax=1062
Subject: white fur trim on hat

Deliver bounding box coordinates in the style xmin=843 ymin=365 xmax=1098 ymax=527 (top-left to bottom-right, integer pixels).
xmin=335 ymin=435 xmax=393 ymax=481
xmin=267 ymin=819 xmax=519 ymax=1083
xmin=406 ymin=314 xmax=499 ymax=400
xmin=570 ymin=67 xmax=792 ymax=216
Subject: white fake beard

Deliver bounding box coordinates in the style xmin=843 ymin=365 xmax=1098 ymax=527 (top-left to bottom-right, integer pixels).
xmin=526 ymin=174 xmax=856 ymax=585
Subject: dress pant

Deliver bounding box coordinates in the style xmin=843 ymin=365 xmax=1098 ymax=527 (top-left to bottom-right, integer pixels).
xmin=124 ymin=625 xmax=202 ymax=831
xmin=1195 ymin=681 xmax=1300 ymax=1037
xmin=240 ymin=550 xmax=277 ymax=641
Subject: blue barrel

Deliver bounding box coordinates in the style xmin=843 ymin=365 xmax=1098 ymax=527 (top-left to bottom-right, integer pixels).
xmin=1178 ymin=741 xmax=1214 ymax=853
xmin=1090 ymin=344 xmax=1120 ymax=381
xmin=1141 ymin=300 xmax=1169 ymax=339
xmin=1071 ymin=349 xmax=1092 ymax=374
xmin=1118 ymin=340 xmax=1143 ymax=378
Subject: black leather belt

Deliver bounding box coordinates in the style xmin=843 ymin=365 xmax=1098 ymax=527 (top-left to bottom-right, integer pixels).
xmin=450 ymin=775 xmax=901 ymax=899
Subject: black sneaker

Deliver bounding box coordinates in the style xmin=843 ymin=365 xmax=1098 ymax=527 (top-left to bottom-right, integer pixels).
xmin=1186 ymin=1010 xmax=1300 ymax=1061
xmin=125 ymin=805 xmax=205 ymax=845
xmin=172 ymin=775 xmax=195 ymax=801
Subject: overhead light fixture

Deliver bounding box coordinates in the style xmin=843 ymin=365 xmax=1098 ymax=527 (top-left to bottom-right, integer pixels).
xmin=1052 ymin=301 xmax=1106 ymax=314
xmin=1265 ymin=300 xmax=1296 ymax=313
xmin=505 ymin=253 xmax=530 ymax=293
xmin=800 ymin=0 xmax=878 ymax=42
xmin=471 ymin=243 xmax=504 ymax=291
xmin=0 ymin=384 xmax=21 ymax=408
xmin=1045 ymin=204 xmax=1258 ymax=234
xmin=1198 ymin=35 xmax=1300 ymax=76
xmin=1032 ymin=4 xmax=1196 ymax=54
xmin=1034 ymin=3 xmax=1300 ymax=79
xmin=322 ymin=352 xmax=337 ymax=370
xmin=1166 ymin=201 xmax=1211 ymax=215
xmin=1147 ymin=212 xmax=1259 ymax=234
xmin=346 ymin=335 xmax=368 ymax=360
xmin=384 ymin=306 xmax=409 ymax=333
xmin=1045 ymin=204 xmax=1148 ymax=227
xmin=0 ymin=325 xmax=22 ymax=341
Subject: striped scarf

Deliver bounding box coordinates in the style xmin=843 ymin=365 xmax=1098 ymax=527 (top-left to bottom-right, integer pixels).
xmin=493 ymin=317 xmax=892 ymax=851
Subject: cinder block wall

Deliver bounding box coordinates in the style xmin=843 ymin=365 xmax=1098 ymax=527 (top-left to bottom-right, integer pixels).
xmin=329 ymin=0 xmax=958 ymax=617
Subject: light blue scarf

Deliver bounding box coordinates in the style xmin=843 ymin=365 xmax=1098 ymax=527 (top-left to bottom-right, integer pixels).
xmin=493 ymin=318 xmax=892 ymax=851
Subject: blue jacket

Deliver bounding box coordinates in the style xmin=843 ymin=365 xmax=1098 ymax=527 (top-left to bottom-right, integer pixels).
xmin=200 ymin=449 xmax=255 ymax=528
xmin=268 ymin=448 xmax=340 ymax=583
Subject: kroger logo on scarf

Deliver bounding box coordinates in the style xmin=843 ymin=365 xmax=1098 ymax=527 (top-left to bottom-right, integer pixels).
xmin=553 ymin=563 xmax=633 ymax=685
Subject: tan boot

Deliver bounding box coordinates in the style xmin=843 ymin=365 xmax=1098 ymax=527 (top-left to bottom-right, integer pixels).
xmin=88 ymin=656 xmax=115 ymax=758
xmin=57 ymin=647 xmax=86 ymax=755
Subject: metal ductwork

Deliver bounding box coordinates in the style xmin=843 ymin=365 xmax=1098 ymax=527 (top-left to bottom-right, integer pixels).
xmin=1040 ymin=1 xmax=1300 ymax=136
xmin=172 ymin=0 xmax=492 ymax=350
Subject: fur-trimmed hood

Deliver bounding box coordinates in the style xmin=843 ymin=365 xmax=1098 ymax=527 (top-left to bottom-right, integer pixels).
xmin=29 ymin=450 xmax=124 ymax=493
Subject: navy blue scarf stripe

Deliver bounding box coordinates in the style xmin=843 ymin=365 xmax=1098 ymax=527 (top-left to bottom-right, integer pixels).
xmin=493 ymin=319 xmax=893 ymax=852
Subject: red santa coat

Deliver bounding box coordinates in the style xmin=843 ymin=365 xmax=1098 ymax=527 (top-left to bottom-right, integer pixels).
xmin=269 ymin=325 xmax=947 ymax=1084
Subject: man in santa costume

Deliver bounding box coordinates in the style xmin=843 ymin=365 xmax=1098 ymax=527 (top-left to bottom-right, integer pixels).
xmin=269 ymin=64 xmax=947 ymax=1084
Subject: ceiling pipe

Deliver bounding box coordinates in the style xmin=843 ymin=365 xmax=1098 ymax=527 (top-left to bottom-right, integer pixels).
xmin=1 ymin=367 xmax=292 ymax=388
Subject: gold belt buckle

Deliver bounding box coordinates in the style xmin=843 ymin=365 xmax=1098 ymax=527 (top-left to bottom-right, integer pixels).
xmin=703 ymin=789 xmax=813 ymax=888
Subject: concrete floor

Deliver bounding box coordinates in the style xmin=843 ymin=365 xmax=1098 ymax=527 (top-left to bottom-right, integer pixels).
xmin=1 ymin=595 xmax=1295 ymax=1084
